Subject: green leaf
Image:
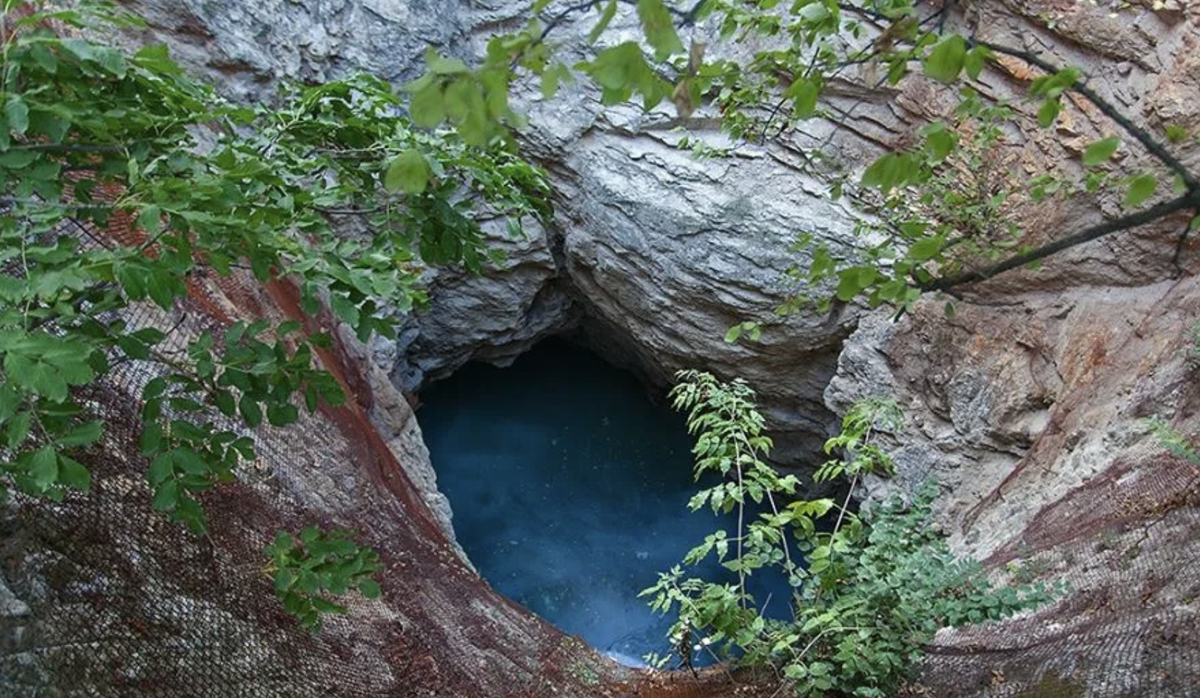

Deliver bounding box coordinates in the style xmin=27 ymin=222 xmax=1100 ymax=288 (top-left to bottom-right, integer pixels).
xmin=589 ymin=0 xmax=619 ymax=44
xmin=358 ymin=579 xmax=382 ymax=599
xmin=1164 ymin=124 xmax=1188 ymax=144
xmin=835 ymin=268 xmax=867 ymax=302
xmin=58 ymin=456 xmax=91 ymax=492
xmin=0 ymin=149 xmax=37 ymax=168
xmin=5 ymin=96 xmax=29 ymax=137
xmin=1037 ymin=99 xmax=1061 ymax=129
xmin=5 ymin=411 xmax=32 ymax=450
xmin=151 ymin=478 xmax=179 ymax=512
xmin=1124 ymin=173 xmax=1157 ymax=207
xmin=787 ymin=78 xmax=819 ymax=119
xmin=1081 ymin=136 xmax=1120 ymax=166
xmin=274 ymin=568 xmax=297 ymax=594
xmin=963 ymin=45 xmax=991 ymax=80
xmin=58 ymin=421 xmax=103 ymax=448
xmin=384 ymin=149 xmax=431 ymax=195
xmin=409 ymin=82 xmax=445 ymax=128
xmin=424 ymin=49 xmax=469 ymax=76
xmin=29 ymin=446 xmax=58 ymax=489
xmin=637 ymin=0 xmax=684 ymax=60
xmin=923 ymin=35 xmax=967 ymax=83
xmin=137 ymin=205 xmax=163 ymax=236
xmin=30 ymin=42 xmax=59 ymax=73
xmin=909 ymin=236 xmax=943 ymax=262
xmin=861 ymin=152 xmax=918 ymax=192
xmin=0 ymin=385 xmax=19 ymax=422
xmin=922 ymin=123 xmax=956 ymax=164
xmin=239 ymin=395 xmax=263 ymax=428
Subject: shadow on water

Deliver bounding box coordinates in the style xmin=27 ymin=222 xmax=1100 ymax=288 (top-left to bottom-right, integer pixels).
xmin=419 ymin=339 xmax=792 ymax=667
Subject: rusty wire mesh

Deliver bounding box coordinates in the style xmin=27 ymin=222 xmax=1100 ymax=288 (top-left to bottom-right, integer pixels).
xmin=0 ymin=285 xmax=409 ymax=696
xmin=1 ymin=217 xmax=1199 ymax=697
xmin=911 ymin=450 xmax=1200 ymax=697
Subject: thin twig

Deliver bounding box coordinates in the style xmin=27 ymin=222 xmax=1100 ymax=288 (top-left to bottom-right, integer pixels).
xmin=924 ymin=192 xmax=1200 ymax=292
xmin=975 ymin=39 xmax=1198 ymax=192
xmin=1170 ymin=208 xmax=1197 ymax=277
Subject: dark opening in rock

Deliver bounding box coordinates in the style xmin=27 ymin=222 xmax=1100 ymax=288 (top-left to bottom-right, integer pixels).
xmin=419 ymin=338 xmax=790 ymax=667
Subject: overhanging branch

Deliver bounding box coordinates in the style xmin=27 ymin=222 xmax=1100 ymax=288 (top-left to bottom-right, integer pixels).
xmin=923 ymin=192 xmax=1200 ymax=292
xmin=976 ymin=39 xmax=1198 ymax=192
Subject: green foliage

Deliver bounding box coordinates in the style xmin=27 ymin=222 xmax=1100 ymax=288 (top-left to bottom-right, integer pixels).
xmin=644 ymin=372 xmax=1057 ymax=696
xmin=0 ymin=0 xmax=548 ymax=628
xmin=1082 ymin=137 xmax=1121 ymax=167
xmin=785 ymin=94 xmax=1029 ymax=314
xmin=397 ymin=0 xmax=1197 ymax=324
xmin=1149 ymin=418 xmax=1200 ymax=467
xmin=923 ymin=34 xmax=967 ymax=83
xmin=264 ymin=526 xmax=382 ymax=631
xmin=815 ymin=396 xmax=904 ymax=483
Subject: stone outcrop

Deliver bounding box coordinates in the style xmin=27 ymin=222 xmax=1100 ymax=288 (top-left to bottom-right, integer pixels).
xmin=122 ymin=0 xmax=863 ymax=460
xmin=821 ymin=3 xmax=1200 ymax=694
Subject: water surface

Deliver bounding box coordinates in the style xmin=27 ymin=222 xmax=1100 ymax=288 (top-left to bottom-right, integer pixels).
xmin=420 ymin=339 xmax=789 ymax=666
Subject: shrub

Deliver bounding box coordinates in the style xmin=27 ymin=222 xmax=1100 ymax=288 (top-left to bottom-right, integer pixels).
xmin=643 ymin=371 xmax=1059 ymax=696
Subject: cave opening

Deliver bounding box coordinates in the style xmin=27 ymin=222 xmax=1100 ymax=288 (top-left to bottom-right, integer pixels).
xmin=418 ymin=338 xmax=789 ymax=667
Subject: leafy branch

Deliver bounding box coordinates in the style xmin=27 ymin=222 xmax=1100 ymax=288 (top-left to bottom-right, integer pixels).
xmin=644 ymin=372 xmax=1057 ymax=696
xmin=0 ymin=0 xmax=550 ymax=630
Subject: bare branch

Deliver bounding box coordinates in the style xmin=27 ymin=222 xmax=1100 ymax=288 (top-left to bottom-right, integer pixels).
xmin=975 ymin=39 xmax=1198 ymax=192
xmin=924 ymin=192 xmax=1200 ymax=292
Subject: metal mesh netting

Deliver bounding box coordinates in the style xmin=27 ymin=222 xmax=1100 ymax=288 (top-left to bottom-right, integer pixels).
xmin=1 ymin=214 xmax=1199 ymax=697
xmin=0 ymin=229 xmax=410 ymax=695
xmin=911 ymin=449 xmax=1200 ymax=697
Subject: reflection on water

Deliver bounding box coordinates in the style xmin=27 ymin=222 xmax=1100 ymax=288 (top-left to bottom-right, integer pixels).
xmin=420 ymin=339 xmax=788 ymax=666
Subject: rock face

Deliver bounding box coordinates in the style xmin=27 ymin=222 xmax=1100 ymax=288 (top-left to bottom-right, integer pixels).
xmin=120 ymin=0 xmax=527 ymax=101
xmin=541 ymin=106 xmax=860 ymax=458
xmin=122 ymin=0 xmax=863 ymax=459
xmin=822 ymin=3 xmax=1200 ymax=694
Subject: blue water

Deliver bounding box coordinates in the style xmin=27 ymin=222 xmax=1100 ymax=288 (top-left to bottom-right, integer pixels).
xmin=419 ymin=340 xmax=790 ymax=665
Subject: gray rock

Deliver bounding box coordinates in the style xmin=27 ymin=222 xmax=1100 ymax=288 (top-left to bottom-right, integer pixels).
xmin=117 ymin=0 xmax=863 ymax=462
xmin=0 ymin=574 xmax=30 ymax=619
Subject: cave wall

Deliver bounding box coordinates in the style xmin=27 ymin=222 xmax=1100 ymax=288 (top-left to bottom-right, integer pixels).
xmin=26 ymin=0 xmax=1200 ymax=695
xmin=821 ymin=2 xmax=1200 ymax=694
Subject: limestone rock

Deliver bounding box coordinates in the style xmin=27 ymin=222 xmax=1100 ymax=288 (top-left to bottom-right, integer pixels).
xmin=540 ymin=105 xmax=861 ymax=458
xmin=389 ymin=221 xmax=579 ymax=393
xmin=120 ymin=0 xmax=863 ymax=459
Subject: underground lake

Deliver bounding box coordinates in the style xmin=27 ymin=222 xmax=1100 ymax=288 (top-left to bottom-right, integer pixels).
xmin=419 ymin=339 xmax=791 ymax=667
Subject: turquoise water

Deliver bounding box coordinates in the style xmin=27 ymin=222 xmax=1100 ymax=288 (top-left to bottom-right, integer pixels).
xmin=420 ymin=339 xmax=788 ymax=666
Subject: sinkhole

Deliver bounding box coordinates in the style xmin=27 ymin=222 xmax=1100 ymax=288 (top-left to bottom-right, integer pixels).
xmin=419 ymin=338 xmax=790 ymax=667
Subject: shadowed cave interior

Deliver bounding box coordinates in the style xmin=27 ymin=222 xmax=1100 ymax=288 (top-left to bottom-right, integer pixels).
xmin=419 ymin=339 xmax=791 ymax=667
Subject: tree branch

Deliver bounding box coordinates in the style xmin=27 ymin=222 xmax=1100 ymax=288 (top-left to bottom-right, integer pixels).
xmin=975 ymin=39 xmax=1198 ymax=192
xmin=923 ymin=192 xmax=1200 ymax=292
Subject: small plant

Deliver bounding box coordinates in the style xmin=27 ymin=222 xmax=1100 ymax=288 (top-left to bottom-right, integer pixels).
xmin=263 ymin=526 xmax=382 ymax=631
xmin=1007 ymin=554 xmax=1054 ymax=584
xmin=644 ymin=372 xmax=1058 ymax=697
xmin=1148 ymin=418 xmax=1200 ymax=466
xmin=1186 ymin=321 xmax=1200 ymax=370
